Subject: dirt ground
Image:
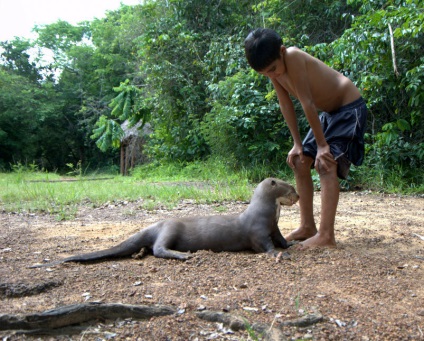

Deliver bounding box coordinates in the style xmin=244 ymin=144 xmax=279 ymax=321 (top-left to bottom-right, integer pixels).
xmin=1 ymin=189 xmax=423 ymax=340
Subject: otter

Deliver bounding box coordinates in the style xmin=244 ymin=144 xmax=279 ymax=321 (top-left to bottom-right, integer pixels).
xmin=30 ymin=178 xmax=298 ymax=267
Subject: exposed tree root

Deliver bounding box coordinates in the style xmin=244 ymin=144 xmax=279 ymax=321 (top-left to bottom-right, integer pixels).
xmin=0 ymin=302 xmax=176 ymax=331
xmin=1 ymin=302 xmax=323 ymax=340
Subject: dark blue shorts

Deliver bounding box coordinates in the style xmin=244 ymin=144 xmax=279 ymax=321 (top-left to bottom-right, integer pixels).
xmin=303 ymin=97 xmax=368 ymax=179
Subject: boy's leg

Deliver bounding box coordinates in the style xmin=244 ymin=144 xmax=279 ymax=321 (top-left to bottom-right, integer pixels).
xmin=299 ymin=160 xmax=338 ymax=249
xmin=285 ymin=155 xmax=317 ymax=241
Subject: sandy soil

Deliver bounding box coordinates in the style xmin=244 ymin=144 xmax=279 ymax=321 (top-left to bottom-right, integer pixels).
xmin=1 ymin=190 xmax=423 ymax=340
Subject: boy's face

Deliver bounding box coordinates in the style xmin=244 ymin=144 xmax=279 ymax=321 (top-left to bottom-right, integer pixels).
xmin=258 ymin=47 xmax=286 ymax=79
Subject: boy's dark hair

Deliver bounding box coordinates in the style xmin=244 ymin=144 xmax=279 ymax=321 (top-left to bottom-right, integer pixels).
xmin=244 ymin=28 xmax=283 ymax=71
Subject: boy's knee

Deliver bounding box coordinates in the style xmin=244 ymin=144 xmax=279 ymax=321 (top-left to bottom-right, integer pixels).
xmin=292 ymin=155 xmax=313 ymax=173
xmin=317 ymin=162 xmax=338 ymax=178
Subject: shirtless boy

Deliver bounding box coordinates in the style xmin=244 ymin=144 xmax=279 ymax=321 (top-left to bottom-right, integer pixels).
xmin=244 ymin=28 xmax=367 ymax=249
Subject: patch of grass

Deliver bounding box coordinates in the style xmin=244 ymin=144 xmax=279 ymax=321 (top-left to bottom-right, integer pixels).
xmin=213 ymin=205 xmax=229 ymax=213
xmin=131 ymin=156 xmax=248 ymax=183
xmin=0 ymin=160 xmax=261 ymax=218
xmin=3 ymin=156 xmax=419 ymax=219
xmin=308 ymin=160 xmax=424 ymax=194
xmin=351 ymin=163 xmax=424 ymax=194
xmin=243 ymin=319 xmax=262 ymax=341
xmin=240 ymin=159 xmax=293 ymax=184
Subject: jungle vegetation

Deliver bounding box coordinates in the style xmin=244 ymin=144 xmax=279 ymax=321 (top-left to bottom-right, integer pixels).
xmin=0 ymin=0 xmax=423 ymax=193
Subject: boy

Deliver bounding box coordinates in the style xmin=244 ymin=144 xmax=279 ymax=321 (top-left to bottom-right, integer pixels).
xmin=244 ymin=28 xmax=367 ymax=249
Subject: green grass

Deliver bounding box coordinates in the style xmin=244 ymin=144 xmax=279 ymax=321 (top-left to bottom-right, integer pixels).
xmin=0 ymin=160 xmax=265 ymax=219
xmin=0 ymin=174 xmax=254 ymax=215
xmin=349 ymin=163 xmax=424 ymax=194
xmin=130 ymin=157 xmax=294 ymax=183
xmin=1 ymin=157 xmax=421 ymax=220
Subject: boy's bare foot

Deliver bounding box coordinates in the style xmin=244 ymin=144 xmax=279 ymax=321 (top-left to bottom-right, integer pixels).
xmin=297 ymin=233 xmax=337 ymax=250
xmin=285 ymin=227 xmax=317 ymax=242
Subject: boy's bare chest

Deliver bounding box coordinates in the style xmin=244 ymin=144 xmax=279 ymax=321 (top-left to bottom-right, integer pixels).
xmin=276 ymin=77 xmax=298 ymax=99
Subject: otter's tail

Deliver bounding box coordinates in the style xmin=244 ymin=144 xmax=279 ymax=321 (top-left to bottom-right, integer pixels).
xmin=29 ymin=232 xmax=146 ymax=268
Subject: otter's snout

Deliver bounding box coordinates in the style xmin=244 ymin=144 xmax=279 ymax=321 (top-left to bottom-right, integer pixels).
xmin=278 ymin=191 xmax=299 ymax=206
xmin=289 ymin=192 xmax=300 ymax=205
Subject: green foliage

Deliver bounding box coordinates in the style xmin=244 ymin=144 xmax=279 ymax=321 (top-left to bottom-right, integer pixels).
xmin=202 ymin=69 xmax=290 ymax=167
xmin=1 ymin=0 xmax=423 ymax=191
xmin=301 ymin=0 xmax=423 ymax=190
xmin=131 ymin=157 xmax=249 ymax=184
xmin=91 ymin=115 xmax=124 ymax=151
xmin=0 ymin=68 xmax=72 ymax=169
xmin=0 ymin=38 xmax=42 ymax=82
xmin=202 ymin=31 xmax=291 ymax=168
xmin=34 ymin=20 xmax=91 ymax=69
xmin=126 ymin=0 xmax=259 ymax=162
xmin=35 ymin=20 xmax=90 ymax=52
xmin=132 ymin=0 xmax=209 ymax=161
xmin=367 ymin=128 xmax=423 ymax=185
xmin=91 ymin=79 xmax=150 ymax=152
xmin=252 ymin=0 xmax=359 ymax=45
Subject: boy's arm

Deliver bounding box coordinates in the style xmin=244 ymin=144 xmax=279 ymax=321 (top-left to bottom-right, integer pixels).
xmin=270 ymin=78 xmax=303 ymax=167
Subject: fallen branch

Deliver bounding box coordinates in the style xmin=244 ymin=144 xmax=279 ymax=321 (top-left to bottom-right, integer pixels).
xmin=2 ymin=303 xmax=324 ymax=338
xmin=197 ymin=310 xmax=324 ymax=336
xmin=280 ymin=313 xmax=324 ymax=327
xmin=0 ymin=302 xmax=176 ymax=331
xmin=196 ymin=310 xmax=245 ymax=331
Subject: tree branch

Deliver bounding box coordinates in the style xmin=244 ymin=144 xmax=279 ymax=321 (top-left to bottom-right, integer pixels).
xmin=388 ymin=23 xmax=399 ymax=77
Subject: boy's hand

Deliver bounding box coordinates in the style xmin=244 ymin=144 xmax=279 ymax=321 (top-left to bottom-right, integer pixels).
xmin=287 ymin=144 xmax=304 ymax=169
xmin=315 ymin=144 xmax=337 ymax=173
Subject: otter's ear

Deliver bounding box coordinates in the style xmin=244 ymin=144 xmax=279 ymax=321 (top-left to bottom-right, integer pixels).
xmin=271 ymin=179 xmax=276 ymax=186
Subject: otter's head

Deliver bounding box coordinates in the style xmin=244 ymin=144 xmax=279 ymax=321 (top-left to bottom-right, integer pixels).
xmin=261 ymin=178 xmax=299 ymax=206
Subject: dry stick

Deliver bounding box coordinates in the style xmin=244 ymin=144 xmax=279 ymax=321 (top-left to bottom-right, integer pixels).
xmin=388 ymin=23 xmax=399 ymax=77
xmin=412 ymin=233 xmax=424 ymax=241
xmin=26 ymin=177 xmax=113 ymax=183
